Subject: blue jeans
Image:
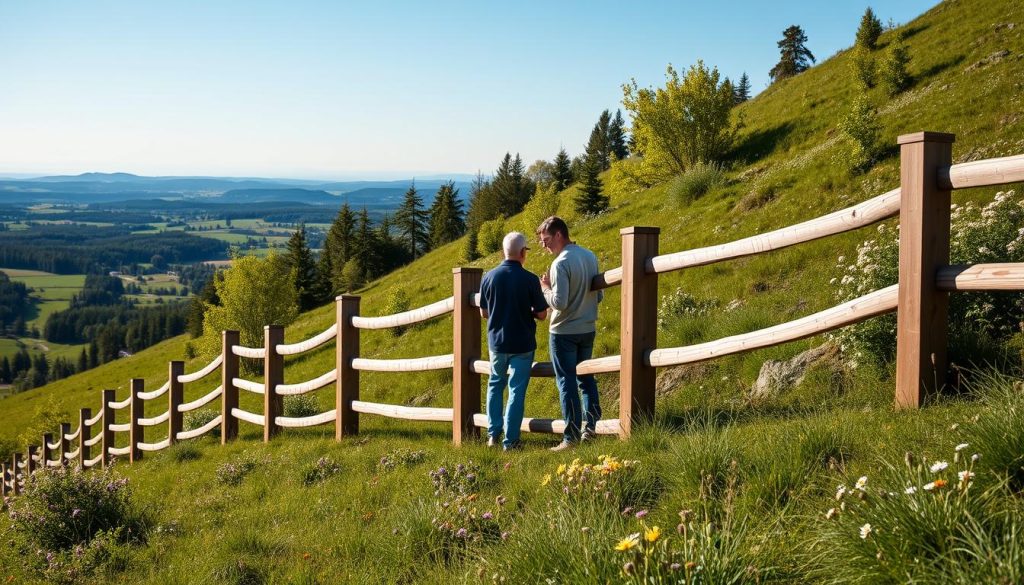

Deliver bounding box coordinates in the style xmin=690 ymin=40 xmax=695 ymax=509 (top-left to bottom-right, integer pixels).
xmin=550 ymin=332 xmax=600 ymax=443
xmin=486 ymin=350 xmax=534 ymax=448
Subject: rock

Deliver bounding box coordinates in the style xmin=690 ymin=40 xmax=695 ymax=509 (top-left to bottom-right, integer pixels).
xmin=749 ymin=343 xmax=837 ymax=400
xmin=964 ymin=49 xmax=1011 ymax=73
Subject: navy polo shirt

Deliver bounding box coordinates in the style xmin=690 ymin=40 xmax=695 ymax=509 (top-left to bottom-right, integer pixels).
xmin=480 ymin=260 xmax=549 ymax=354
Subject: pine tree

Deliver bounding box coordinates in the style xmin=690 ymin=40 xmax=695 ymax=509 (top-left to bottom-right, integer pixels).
xmin=465 ymin=171 xmax=493 ymax=230
xmin=463 ymin=229 xmax=480 ymax=262
xmin=314 ymin=250 xmax=335 ymax=304
xmin=553 ymin=148 xmax=573 ymax=191
xmin=490 ymin=153 xmax=535 ymax=217
xmin=429 ymin=181 xmax=466 ymax=248
xmin=88 ymin=339 xmax=99 ymax=368
xmin=608 ymin=110 xmax=629 ymax=161
xmin=325 ymin=203 xmax=356 ymax=291
xmin=76 ymin=348 xmax=87 ymax=373
xmin=394 ymin=183 xmax=430 ymax=259
xmin=734 ymin=72 xmax=751 ymax=104
xmin=0 ymin=355 xmax=10 ymax=383
xmin=856 ymin=7 xmax=884 ymax=50
xmin=587 ymin=110 xmax=613 ymax=171
xmin=284 ymin=223 xmax=318 ymax=311
xmin=352 ymin=207 xmax=381 ymax=279
xmin=770 ymin=25 xmax=816 ymax=83
xmin=575 ymin=155 xmax=608 ymax=216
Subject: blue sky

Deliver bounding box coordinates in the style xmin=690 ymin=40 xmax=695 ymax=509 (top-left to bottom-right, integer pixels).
xmin=0 ymin=1 xmax=937 ymax=179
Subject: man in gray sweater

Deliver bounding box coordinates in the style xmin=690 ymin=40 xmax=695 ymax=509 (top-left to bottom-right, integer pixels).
xmin=537 ymin=216 xmax=603 ymax=451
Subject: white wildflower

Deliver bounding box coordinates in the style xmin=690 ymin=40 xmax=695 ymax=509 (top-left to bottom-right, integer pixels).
xmin=954 ymin=443 xmax=969 ymax=452
xmin=971 ymin=453 xmax=981 ymax=462
xmin=930 ymin=461 xmax=949 ymax=473
xmin=859 ymin=523 xmax=873 ymax=539
xmin=836 ymin=485 xmax=847 ymax=500
xmin=855 ymin=476 xmax=868 ymax=491
xmin=904 ymin=486 xmax=917 ymax=494
xmin=958 ymin=470 xmax=975 ymax=483
xmin=923 ymin=481 xmax=938 ymax=491
xmin=825 ymin=508 xmax=838 ymax=520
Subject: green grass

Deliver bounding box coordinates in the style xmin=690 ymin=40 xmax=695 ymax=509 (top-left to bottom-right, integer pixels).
xmin=1 ymin=0 xmax=1023 ymax=582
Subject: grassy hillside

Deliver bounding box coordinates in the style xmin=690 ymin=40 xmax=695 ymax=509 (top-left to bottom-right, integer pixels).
xmin=2 ymin=1 xmax=1023 ymax=582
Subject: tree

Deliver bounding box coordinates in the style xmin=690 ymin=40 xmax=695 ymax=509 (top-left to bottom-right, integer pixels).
xmin=198 ymin=254 xmax=299 ymax=359
xmin=340 ymin=258 xmax=365 ymax=292
xmin=856 ymin=7 xmax=884 ymax=50
xmin=76 ymin=348 xmax=87 ymax=373
xmin=839 ymin=93 xmax=882 ymax=173
xmin=553 ymin=148 xmax=574 ymax=191
xmin=881 ymin=30 xmax=911 ymax=95
xmin=314 ymin=250 xmax=335 ymax=304
xmin=622 ymin=61 xmax=738 ymax=184
xmin=394 ymin=183 xmax=429 ymax=259
xmin=428 ymin=181 xmax=466 ymax=248
xmin=463 ymin=229 xmax=480 ymax=262
xmin=284 ymin=223 xmax=318 ymax=311
xmin=352 ymin=208 xmax=381 ymax=279
xmin=325 ymin=203 xmax=356 ymax=291
xmin=586 ymin=110 xmax=613 ymax=171
xmin=851 ymin=45 xmax=877 ymax=89
xmin=608 ymin=109 xmax=630 ymax=161
xmin=0 ymin=356 xmax=10 ymax=384
xmin=88 ymin=340 xmax=99 ymax=368
xmin=575 ymin=155 xmax=609 ymax=216
xmin=521 ymin=181 xmax=561 ymax=235
xmin=733 ymin=72 xmax=751 ymax=104
xmin=465 ymin=171 xmax=493 ymax=230
xmin=525 ymin=160 xmax=556 ymax=189
xmin=769 ymin=25 xmax=815 ymax=83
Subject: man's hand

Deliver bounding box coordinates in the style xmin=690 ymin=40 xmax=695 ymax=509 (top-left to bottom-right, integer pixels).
xmin=540 ymin=271 xmax=551 ymax=291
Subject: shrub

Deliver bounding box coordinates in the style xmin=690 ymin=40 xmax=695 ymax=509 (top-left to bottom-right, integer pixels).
xmin=519 ymin=182 xmax=561 ymax=236
xmin=850 ymin=45 xmax=876 ymax=89
xmin=881 ymin=31 xmax=911 ymax=95
xmin=476 ymin=218 xmax=505 ymax=257
xmin=837 ymin=93 xmax=881 ymax=173
xmin=301 ymin=456 xmax=341 ymax=486
xmin=378 ymin=447 xmax=426 ymax=472
xmin=183 ymin=408 xmax=221 ymax=439
xmin=667 ymin=161 xmax=726 ymax=203
xmin=381 ymin=287 xmax=411 ymax=337
xmin=283 ymin=394 xmax=320 ymax=418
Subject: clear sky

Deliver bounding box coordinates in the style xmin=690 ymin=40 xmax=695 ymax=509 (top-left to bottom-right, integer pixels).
xmin=0 ymin=0 xmax=938 ymax=179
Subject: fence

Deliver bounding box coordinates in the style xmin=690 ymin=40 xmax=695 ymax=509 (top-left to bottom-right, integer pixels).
xmin=3 ymin=131 xmax=1024 ymax=496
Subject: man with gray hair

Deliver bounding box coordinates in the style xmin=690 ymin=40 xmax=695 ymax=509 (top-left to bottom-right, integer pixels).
xmin=478 ymin=231 xmax=549 ymax=450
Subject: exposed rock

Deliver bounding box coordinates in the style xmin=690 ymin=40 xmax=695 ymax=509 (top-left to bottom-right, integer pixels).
xmin=749 ymin=343 xmax=838 ymax=400
xmin=964 ymin=49 xmax=1011 ymax=73
xmin=655 ymin=362 xmax=717 ymax=397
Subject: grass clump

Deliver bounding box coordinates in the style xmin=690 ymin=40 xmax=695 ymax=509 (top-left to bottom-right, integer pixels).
xmin=215 ymin=453 xmax=260 ymax=486
xmin=301 ymin=455 xmax=341 ymax=486
xmin=283 ymin=394 xmax=320 ymax=418
xmin=183 ymin=408 xmax=221 ymax=439
xmin=378 ymin=447 xmax=427 ymax=472
xmin=667 ymin=161 xmax=727 ymax=203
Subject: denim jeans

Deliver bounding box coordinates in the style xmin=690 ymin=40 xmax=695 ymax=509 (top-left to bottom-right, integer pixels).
xmin=549 ymin=331 xmax=600 ymax=443
xmin=486 ymin=350 xmax=534 ymax=448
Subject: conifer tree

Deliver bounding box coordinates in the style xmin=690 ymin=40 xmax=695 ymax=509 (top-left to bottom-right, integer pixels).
xmin=575 ymin=155 xmax=608 ymax=216
xmin=352 ymin=207 xmax=381 ymax=279
xmin=463 ymin=229 xmax=480 ymax=262
xmin=553 ymin=148 xmax=573 ymax=191
xmin=733 ymin=72 xmax=751 ymax=103
xmin=284 ymin=223 xmax=318 ymax=311
xmin=608 ymin=110 xmax=630 ymax=161
xmin=587 ymin=110 xmax=613 ymax=171
xmin=491 ymin=153 xmax=534 ymax=217
xmin=465 ymin=171 xmax=493 ymax=230
xmin=856 ymin=7 xmax=884 ymax=50
xmin=394 ymin=183 xmax=429 ymax=259
xmin=0 ymin=355 xmax=10 ymax=383
xmin=314 ymin=250 xmax=335 ymax=303
xmin=76 ymin=348 xmax=87 ymax=373
xmin=376 ymin=213 xmax=408 ymax=273
xmin=428 ymin=181 xmax=466 ymax=248
xmin=88 ymin=340 xmax=99 ymax=368
xmin=770 ymin=25 xmax=815 ymax=82
xmin=325 ymin=203 xmax=356 ymax=290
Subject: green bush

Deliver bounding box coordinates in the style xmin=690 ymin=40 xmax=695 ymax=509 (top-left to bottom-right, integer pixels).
xmin=476 ymin=218 xmax=505 ymax=257
xmin=657 ymin=287 xmax=719 ymax=329
xmin=837 ymin=93 xmax=881 ymax=173
xmin=850 ymin=45 xmax=876 ymax=89
xmin=183 ymin=408 xmax=221 ymax=439
xmin=667 ymin=161 xmax=727 ymax=203
xmin=881 ymin=31 xmax=911 ymax=95
xmin=381 ymin=287 xmax=411 ymax=337
xmin=283 ymin=394 xmax=320 ymax=418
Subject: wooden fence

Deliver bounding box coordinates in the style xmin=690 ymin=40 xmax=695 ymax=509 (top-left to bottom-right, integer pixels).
xmin=4 ymin=131 xmax=1024 ymax=496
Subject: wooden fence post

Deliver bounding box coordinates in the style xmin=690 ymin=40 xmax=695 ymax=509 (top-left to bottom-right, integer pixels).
xmin=1 ymin=464 xmax=6 ymax=497
xmin=11 ymin=453 xmax=22 ymax=495
xmin=168 ymin=361 xmax=184 ymax=446
xmin=336 ymin=295 xmax=361 ymax=440
xmin=79 ymin=408 xmax=91 ymax=468
xmin=222 ymin=330 xmax=240 ymax=444
xmin=619 ymin=227 xmax=660 ymax=438
xmin=101 ymin=389 xmax=115 ymax=467
xmin=26 ymin=445 xmax=37 ymax=476
xmin=129 ymin=379 xmax=144 ymax=462
xmin=452 ymin=267 xmax=483 ymax=446
xmin=895 ymin=132 xmax=955 ymax=408
xmin=264 ymin=325 xmax=284 ymax=442
xmin=59 ymin=422 xmax=71 ymax=467
xmin=41 ymin=433 xmax=53 ymax=470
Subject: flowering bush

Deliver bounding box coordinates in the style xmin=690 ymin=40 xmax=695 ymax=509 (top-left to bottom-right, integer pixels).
xmin=832 ymin=189 xmax=1024 ymax=365
xmin=378 ymin=447 xmax=426 ymax=472
xmin=301 ymin=456 xmax=341 ymax=486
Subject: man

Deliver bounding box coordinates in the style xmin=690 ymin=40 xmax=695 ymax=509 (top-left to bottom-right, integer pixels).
xmin=537 ymin=216 xmax=603 ymax=452
xmin=479 ymin=231 xmax=548 ymax=451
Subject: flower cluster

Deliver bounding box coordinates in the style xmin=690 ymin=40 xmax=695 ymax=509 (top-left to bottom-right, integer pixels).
xmin=429 ymin=461 xmax=480 ymax=497
xmin=215 ymin=454 xmax=260 ymax=486
xmin=378 ymin=447 xmax=426 ymax=472
xmin=427 ymin=462 xmax=505 ymax=552
xmin=542 ymin=455 xmax=640 ymax=502
xmin=301 ymin=456 xmax=341 ymax=486
xmin=657 ymin=288 xmax=718 ymax=329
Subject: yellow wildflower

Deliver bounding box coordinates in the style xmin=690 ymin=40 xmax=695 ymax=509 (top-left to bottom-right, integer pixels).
xmin=556 ymin=464 xmax=566 ymax=475
xmin=644 ymin=525 xmax=662 ymax=542
xmin=541 ymin=474 xmax=552 ymax=486
xmin=614 ymin=533 xmax=641 ymax=551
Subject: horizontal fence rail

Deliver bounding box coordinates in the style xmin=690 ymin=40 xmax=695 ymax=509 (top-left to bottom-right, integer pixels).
xmin=8 ymin=131 xmax=1024 ymax=497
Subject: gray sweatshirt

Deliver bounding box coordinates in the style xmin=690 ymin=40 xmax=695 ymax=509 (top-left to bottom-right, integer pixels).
xmin=544 ymin=243 xmax=603 ymax=335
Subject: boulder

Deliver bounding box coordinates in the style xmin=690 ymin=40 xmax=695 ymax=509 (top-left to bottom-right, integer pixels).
xmin=749 ymin=343 xmax=837 ymax=400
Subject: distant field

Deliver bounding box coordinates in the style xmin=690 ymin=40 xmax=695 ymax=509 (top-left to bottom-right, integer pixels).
xmin=0 ymin=336 xmax=86 ymax=365
xmin=0 ymin=268 xmax=85 ymax=345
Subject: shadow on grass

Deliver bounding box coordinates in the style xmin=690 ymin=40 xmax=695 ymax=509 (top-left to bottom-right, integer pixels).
xmin=730 ymin=122 xmax=795 ymax=166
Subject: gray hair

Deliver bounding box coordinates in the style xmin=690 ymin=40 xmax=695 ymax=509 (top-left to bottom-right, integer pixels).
xmin=502 ymin=231 xmax=528 ymax=259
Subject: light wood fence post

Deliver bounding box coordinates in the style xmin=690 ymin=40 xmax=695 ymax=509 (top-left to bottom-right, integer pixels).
xmin=41 ymin=433 xmax=53 ymax=470
xmin=59 ymin=422 xmax=71 ymax=467
xmin=619 ymin=227 xmax=660 ymax=438
xmin=1 ymin=464 xmax=6 ymax=497
xmin=26 ymin=445 xmax=37 ymax=476
xmin=222 ymin=330 xmax=240 ymax=443
xmin=129 ymin=379 xmax=144 ymax=462
xmin=79 ymin=408 xmax=91 ymax=468
xmin=101 ymin=389 xmax=115 ymax=467
xmin=452 ymin=267 xmax=483 ymax=446
xmin=168 ymin=361 xmax=184 ymax=446
xmin=264 ymin=325 xmax=284 ymax=442
xmin=336 ymin=295 xmax=361 ymax=440
xmin=11 ymin=453 xmax=21 ymax=495
xmin=895 ymin=132 xmax=955 ymax=408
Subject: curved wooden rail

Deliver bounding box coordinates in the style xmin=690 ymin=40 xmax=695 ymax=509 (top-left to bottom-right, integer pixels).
xmin=109 ymin=397 xmax=131 ymax=410
xmin=648 ymin=188 xmax=901 ymax=275
xmin=940 ymin=153 xmax=1024 ymax=190
xmin=64 ymin=428 xmax=80 ymax=441
xmin=178 ymin=355 xmax=223 ymax=383
xmin=84 ymin=434 xmax=103 ymax=447
xmin=276 ymin=369 xmax=337 ymax=395
xmin=46 ymin=459 xmax=62 ymax=468
xmin=85 ymin=411 xmax=103 ymax=427
xmin=46 ymin=439 xmax=61 ymax=449
xmin=647 ymin=284 xmax=899 ymax=368
xmin=351 ymin=354 xmax=454 ymax=372
xmin=276 ymin=409 xmax=337 ymax=428
xmin=137 ymin=439 xmax=170 ymax=452
xmin=351 ymin=400 xmax=453 ymax=422
xmin=351 ymin=296 xmax=454 ymax=330
xmin=232 ymin=345 xmax=266 ymax=359
xmin=83 ymin=454 xmax=103 ymax=468
xmin=233 ymin=378 xmax=265 ymax=395
xmin=177 ymin=415 xmax=223 ymax=440
xmin=936 ymin=263 xmax=1024 ymax=291
xmin=178 ymin=386 xmax=223 ymax=412
xmin=109 ymin=423 xmax=130 ymax=433
xmin=108 ymin=446 xmax=131 ymax=456
xmin=471 ymin=414 xmax=621 ymax=435
xmin=232 ymin=408 xmax=265 ymax=426
xmin=138 ymin=411 xmax=170 ymax=427
xmin=138 ymin=381 xmax=170 ymax=400
xmin=64 ymin=449 xmax=80 ymax=459
xmin=276 ymin=324 xmax=338 ymax=355
xmin=471 ymin=360 xmax=555 ymax=377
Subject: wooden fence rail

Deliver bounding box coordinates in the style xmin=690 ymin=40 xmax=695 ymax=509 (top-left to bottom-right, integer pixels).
xmin=6 ymin=131 xmax=1024 ymax=494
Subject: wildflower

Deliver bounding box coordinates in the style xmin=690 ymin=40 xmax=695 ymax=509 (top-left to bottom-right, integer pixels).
xmin=958 ymin=470 xmax=975 ymax=486
xmin=930 ymin=461 xmax=949 ymax=473
xmin=455 ymin=528 xmax=468 ymax=538
xmin=635 ymin=509 xmax=648 ymax=519
xmin=904 ymin=486 xmax=917 ymax=494
xmin=482 ymin=512 xmax=493 ymax=520
xmin=644 ymin=525 xmax=662 ymax=542
xmin=541 ymin=474 xmax=551 ymax=486
xmin=685 ymin=561 xmax=697 ymax=570
xmin=556 ymin=464 xmax=566 ymax=475
xmin=678 ymin=509 xmax=693 ymax=523
xmin=302 ymin=552 xmax=311 ymax=560
xmin=971 ymin=453 xmax=981 ymax=462
xmin=614 ymin=533 xmax=640 ymax=551
xmin=495 ymin=495 xmax=506 ymax=506
xmin=855 ymin=476 xmax=868 ymax=491
xmin=825 ymin=508 xmax=838 ymax=520
xmin=670 ymin=563 xmax=682 ymax=571
xmin=859 ymin=523 xmax=873 ymax=539
xmin=623 ymin=562 xmax=635 ymax=575
xmin=955 ymin=443 xmax=969 ymax=452
xmin=835 ymin=485 xmax=847 ymax=500
xmin=71 ymin=508 xmax=82 ymax=518
xmin=500 ymin=531 xmax=509 ymax=541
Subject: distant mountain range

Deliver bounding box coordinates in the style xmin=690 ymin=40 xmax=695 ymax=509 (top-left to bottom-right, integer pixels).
xmin=0 ymin=172 xmax=475 ymax=207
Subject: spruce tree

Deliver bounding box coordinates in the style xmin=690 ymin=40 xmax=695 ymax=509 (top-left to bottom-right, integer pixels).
xmin=394 ymin=183 xmax=429 ymax=259
xmin=464 ymin=229 xmax=480 ymax=262
xmin=352 ymin=207 xmax=381 ymax=279
xmin=575 ymin=155 xmax=608 ymax=216
xmin=553 ymin=148 xmax=573 ymax=191
xmin=325 ymin=203 xmax=355 ymax=291
xmin=490 ymin=153 xmax=534 ymax=217
xmin=587 ymin=110 xmax=613 ymax=171
xmin=856 ymin=7 xmax=884 ymax=50
xmin=0 ymin=355 xmax=10 ymax=383
xmin=77 ymin=348 xmax=87 ymax=373
xmin=608 ymin=110 xmax=629 ymax=161
xmin=429 ymin=181 xmax=466 ymax=248
xmin=465 ymin=171 xmax=493 ymax=230
xmin=770 ymin=25 xmax=815 ymax=82
xmin=734 ymin=72 xmax=751 ymax=104
xmin=314 ymin=250 xmax=335 ymax=304
xmin=284 ymin=223 xmax=318 ymax=311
